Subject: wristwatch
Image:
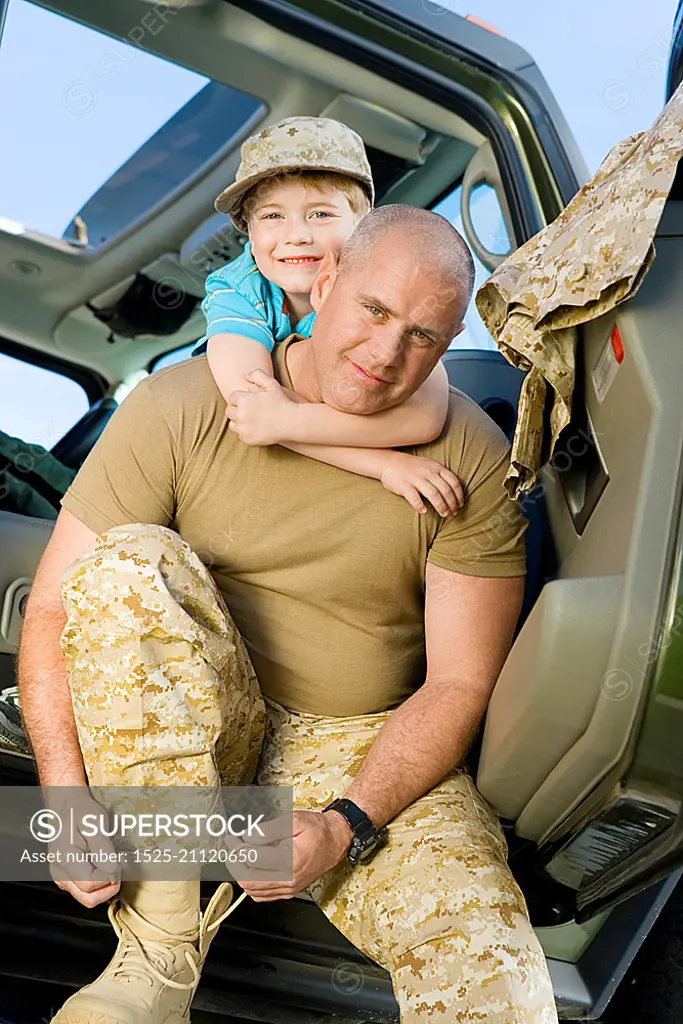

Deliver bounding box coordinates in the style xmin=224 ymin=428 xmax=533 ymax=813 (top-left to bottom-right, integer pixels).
xmin=322 ymin=797 xmax=389 ymax=865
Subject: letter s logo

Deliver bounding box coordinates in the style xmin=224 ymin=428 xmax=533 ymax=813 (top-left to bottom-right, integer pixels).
xmin=29 ymin=809 xmax=63 ymax=842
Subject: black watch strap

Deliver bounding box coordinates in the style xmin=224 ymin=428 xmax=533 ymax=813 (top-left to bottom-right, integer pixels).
xmin=322 ymin=798 xmax=388 ymax=864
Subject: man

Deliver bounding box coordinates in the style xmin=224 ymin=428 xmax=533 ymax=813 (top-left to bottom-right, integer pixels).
xmin=18 ymin=204 xmax=558 ymax=1023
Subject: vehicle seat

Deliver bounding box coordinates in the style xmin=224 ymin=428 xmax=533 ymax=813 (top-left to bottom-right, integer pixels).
xmin=50 ymin=396 xmax=118 ymax=470
xmin=442 ymin=350 xmax=556 ymax=627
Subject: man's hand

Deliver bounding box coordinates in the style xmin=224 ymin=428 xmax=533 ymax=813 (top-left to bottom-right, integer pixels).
xmin=235 ymin=809 xmax=352 ymax=902
xmin=47 ymin=787 xmax=121 ymax=909
xmin=226 ymin=369 xmax=299 ymax=446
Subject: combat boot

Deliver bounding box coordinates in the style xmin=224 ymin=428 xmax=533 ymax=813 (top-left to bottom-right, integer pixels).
xmin=52 ymin=880 xmax=245 ymax=1024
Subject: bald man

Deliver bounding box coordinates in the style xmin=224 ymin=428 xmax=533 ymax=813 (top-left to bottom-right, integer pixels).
xmin=19 ymin=205 xmax=557 ymax=1024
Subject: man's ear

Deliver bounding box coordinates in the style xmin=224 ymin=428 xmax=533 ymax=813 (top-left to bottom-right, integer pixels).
xmin=451 ymin=322 xmax=466 ymax=341
xmin=310 ymin=251 xmax=339 ymax=312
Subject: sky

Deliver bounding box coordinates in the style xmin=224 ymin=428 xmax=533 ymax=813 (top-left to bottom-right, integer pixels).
xmin=0 ymin=0 xmax=680 ymax=442
xmin=428 ymin=0 xmax=678 ymax=174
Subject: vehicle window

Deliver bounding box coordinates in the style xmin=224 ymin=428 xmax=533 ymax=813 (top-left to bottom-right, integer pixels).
xmin=466 ymin=183 xmax=512 ymax=257
xmin=152 ymin=342 xmax=198 ymax=373
xmin=0 ymin=0 xmax=264 ymax=249
xmin=0 ymin=351 xmax=90 ymax=447
xmin=433 ymin=184 xmax=506 ymax=352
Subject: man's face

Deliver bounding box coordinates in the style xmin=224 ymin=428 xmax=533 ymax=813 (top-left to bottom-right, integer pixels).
xmin=248 ymin=179 xmax=360 ymax=298
xmin=309 ymin=233 xmax=466 ymax=415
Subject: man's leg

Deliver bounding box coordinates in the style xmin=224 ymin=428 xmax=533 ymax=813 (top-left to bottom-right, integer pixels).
xmin=258 ymin=701 xmax=557 ymax=1024
xmin=59 ymin=522 xmax=265 ymax=788
xmin=53 ymin=523 xmax=265 ymax=1024
xmin=354 ymin=770 xmax=557 ymax=1023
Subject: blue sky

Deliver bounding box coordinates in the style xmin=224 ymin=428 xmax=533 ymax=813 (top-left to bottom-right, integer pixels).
xmin=0 ymin=0 xmax=680 ymax=443
xmin=433 ymin=0 xmax=678 ymax=174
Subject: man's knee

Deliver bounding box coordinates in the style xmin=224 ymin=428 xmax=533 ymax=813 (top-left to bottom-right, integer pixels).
xmin=60 ymin=522 xmax=199 ymax=605
xmin=58 ymin=521 xmax=225 ymax=649
xmin=61 ymin=522 xmax=184 ymax=583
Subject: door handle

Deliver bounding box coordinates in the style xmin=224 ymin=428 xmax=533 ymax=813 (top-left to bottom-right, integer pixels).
xmin=1 ymin=577 xmax=32 ymax=649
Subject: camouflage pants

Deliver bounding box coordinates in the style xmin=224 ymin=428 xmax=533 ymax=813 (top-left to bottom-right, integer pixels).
xmin=60 ymin=524 xmax=557 ymax=1023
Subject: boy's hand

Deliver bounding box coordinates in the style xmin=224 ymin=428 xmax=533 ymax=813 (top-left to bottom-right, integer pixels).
xmin=227 ymin=369 xmax=298 ymax=446
xmin=380 ymin=451 xmax=464 ymax=517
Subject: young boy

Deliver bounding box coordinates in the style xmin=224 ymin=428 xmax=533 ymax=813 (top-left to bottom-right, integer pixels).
xmin=193 ymin=116 xmax=463 ymax=516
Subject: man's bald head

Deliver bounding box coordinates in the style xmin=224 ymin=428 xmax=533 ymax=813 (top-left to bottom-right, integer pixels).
xmin=337 ymin=204 xmax=475 ymax=323
xmin=304 ymin=203 xmax=475 ymax=416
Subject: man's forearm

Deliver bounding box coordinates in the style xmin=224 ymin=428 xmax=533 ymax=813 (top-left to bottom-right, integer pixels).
xmin=17 ymin=600 xmax=86 ymax=787
xmin=342 ymin=678 xmax=487 ymax=828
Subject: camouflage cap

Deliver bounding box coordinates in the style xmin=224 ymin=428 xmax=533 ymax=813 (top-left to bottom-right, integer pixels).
xmin=215 ymin=116 xmax=375 ymax=232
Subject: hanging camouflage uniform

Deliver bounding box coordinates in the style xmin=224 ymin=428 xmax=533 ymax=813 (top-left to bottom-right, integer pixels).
xmin=476 ymin=81 xmax=683 ymax=498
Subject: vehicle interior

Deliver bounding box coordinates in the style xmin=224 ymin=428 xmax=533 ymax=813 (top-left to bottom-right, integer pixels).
xmin=1 ymin=1 xmax=683 ymax=1021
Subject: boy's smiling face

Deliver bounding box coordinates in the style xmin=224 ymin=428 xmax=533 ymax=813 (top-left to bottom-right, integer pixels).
xmin=247 ymin=178 xmax=361 ymax=299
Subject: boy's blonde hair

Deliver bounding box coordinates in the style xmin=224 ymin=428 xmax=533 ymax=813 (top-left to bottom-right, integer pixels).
xmin=241 ymin=170 xmax=372 ymax=230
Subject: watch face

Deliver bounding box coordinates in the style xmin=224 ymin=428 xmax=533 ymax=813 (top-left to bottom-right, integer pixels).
xmin=356 ymin=835 xmax=375 ymax=853
xmin=348 ymin=841 xmax=371 ymax=865
xmin=348 ymin=827 xmax=388 ymax=865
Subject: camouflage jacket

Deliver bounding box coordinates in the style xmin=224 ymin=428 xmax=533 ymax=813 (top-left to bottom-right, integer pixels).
xmin=475 ymin=81 xmax=683 ymax=499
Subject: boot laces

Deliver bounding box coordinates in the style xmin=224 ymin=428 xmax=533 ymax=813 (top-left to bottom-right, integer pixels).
xmin=205 ymin=887 xmax=248 ymax=936
xmin=108 ymin=885 xmax=249 ymax=991
xmin=108 ymin=900 xmax=200 ymax=991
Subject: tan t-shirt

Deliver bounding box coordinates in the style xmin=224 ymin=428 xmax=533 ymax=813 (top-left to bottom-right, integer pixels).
xmin=61 ymin=337 xmax=526 ymax=716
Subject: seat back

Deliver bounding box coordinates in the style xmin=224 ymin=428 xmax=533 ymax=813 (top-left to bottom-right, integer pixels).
xmin=442 ymin=350 xmax=522 ymax=438
xmin=442 ymin=350 xmax=556 ymax=626
xmin=50 ymin=396 xmax=118 ymax=470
